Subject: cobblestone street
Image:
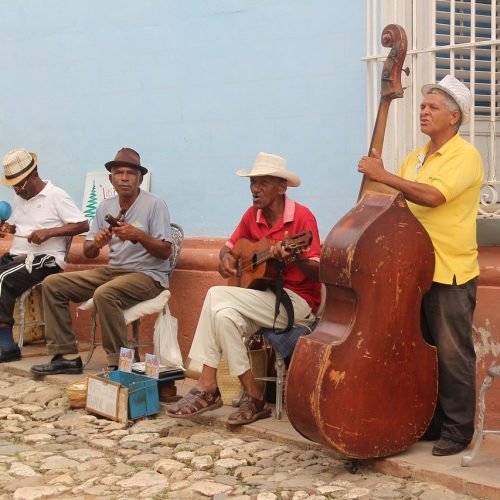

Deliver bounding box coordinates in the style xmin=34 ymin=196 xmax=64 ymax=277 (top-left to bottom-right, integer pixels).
xmin=0 ymin=371 xmax=477 ymax=499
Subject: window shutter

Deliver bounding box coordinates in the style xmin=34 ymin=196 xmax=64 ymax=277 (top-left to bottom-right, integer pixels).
xmin=435 ymin=0 xmax=500 ymax=118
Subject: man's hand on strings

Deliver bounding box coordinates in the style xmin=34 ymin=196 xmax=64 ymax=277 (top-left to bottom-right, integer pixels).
xmin=358 ymin=148 xmax=388 ymax=182
xmin=219 ymin=251 xmax=237 ymax=278
xmin=270 ymin=232 xmax=295 ymax=261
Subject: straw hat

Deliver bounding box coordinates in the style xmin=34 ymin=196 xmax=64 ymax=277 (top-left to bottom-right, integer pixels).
xmin=422 ymin=75 xmax=472 ymax=124
xmin=105 ymin=147 xmax=148 ymax=175
xmin=236 ymin=152 xmax=300 ymax=187
xmin=2 ymin=148 xmax=38 ymax=186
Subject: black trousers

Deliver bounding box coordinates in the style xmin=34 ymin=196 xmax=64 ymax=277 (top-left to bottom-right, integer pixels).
xmin=0 ymin=253 xmax=60 ymax=327
xmin=420 ymin=277 xmax=478 ymax=444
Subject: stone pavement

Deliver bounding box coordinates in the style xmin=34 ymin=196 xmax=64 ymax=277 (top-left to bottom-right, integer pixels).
xmin=0 ymin=349 xmax=498 ymax=499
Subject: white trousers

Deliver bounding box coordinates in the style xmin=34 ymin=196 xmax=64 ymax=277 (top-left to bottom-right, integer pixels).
xmin=189 ymin=285 xmax=314 ymax=377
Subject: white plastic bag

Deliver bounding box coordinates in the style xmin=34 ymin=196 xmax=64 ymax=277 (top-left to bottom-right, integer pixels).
xmin=153 ymin=305 xmax=183 ymax=369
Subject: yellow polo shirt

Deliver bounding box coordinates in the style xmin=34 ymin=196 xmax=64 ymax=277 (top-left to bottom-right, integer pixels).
xmin=398 ymin=133 xmax=483 ymax=285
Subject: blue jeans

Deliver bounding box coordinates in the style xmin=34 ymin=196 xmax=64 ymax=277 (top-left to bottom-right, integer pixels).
xmin=420 ymin=277 xmax=477 ymax=444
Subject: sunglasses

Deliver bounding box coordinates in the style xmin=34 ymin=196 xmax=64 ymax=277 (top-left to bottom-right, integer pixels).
xmin=12 ymin=177 xmax=30 ymax=192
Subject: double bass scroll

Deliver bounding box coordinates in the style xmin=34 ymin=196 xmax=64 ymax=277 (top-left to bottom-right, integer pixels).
xmin=359 ymin=24 xmax=409 ymax=199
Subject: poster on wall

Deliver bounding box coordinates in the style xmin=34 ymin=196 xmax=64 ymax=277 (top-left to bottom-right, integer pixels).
xmin=81 ymin=172 xmax=151 ymax=221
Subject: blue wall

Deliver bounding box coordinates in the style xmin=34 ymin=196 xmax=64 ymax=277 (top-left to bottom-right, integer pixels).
xmin=0 ymin=0 xmax=366 ymax=238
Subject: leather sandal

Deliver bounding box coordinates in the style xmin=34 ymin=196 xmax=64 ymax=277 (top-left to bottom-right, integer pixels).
xmin=227 ymin=393 xmax=271 ymax=425
xmin=166 ymin=387 xmax=223 ymax=418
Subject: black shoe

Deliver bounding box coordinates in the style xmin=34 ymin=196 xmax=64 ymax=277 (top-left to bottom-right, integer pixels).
xmin=432 ymin=438 xmax=467 ymax=456
xmin=0 ymin=347 xmax=21 ymax=363
xmin=30 ymin=354 xmax=83 ymax=375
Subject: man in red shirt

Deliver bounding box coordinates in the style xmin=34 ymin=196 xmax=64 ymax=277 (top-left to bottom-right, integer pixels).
xmin=168 ymin=152 xmax=321 ymax=425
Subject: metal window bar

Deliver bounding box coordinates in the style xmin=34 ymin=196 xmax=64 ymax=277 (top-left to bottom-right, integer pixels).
xmin=368 ymin=0 xmax=500 ymax=218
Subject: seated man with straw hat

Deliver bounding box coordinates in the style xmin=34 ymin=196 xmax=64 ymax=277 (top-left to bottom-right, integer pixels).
xmin=0 ymin=148 xmax=89 ymax=362
xmin=167 ymin=152 xmax=321 ymax=425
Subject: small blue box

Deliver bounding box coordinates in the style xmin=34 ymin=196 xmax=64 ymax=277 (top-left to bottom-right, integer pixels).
xmin=100 ymin=371 xmax=160 ymax=420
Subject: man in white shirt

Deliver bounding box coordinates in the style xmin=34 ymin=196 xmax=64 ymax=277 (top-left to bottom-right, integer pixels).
xmin=0 ymin=148 xmax=89 ymax=362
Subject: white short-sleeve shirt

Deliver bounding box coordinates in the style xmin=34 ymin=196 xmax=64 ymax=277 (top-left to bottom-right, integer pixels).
xmin=10 ymin=181 xmax=86 ymax=269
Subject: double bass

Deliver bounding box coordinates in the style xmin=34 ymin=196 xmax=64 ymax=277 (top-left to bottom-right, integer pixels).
xmin=286 ymin=25 xmax=438 ymax=459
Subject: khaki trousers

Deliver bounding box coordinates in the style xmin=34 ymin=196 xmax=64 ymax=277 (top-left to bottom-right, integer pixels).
xmin=189 ymin=285 xmax=314 ymax=377
xmin=43 ymin=267 xmax=163 ymax=365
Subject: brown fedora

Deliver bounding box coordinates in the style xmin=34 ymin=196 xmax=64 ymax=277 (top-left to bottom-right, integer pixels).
xmin=105 ymin=148 xmax=148 ymax=175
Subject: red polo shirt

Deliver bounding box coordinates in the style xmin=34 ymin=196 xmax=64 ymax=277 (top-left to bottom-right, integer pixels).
xmin=225 ymin=196 xmax=322 ymax=313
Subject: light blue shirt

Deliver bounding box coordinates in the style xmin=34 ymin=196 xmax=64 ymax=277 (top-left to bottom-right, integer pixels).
xmin=86 ymin=190 xmax=172 ymax=287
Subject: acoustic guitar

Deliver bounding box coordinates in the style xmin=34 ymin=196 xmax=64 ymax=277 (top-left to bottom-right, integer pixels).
xmin=228 ymin=231 xmax=312 ymax=290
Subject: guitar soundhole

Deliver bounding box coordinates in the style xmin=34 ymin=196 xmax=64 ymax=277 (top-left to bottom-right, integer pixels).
xmin=251 ymin=253 xmax=258 ymax=270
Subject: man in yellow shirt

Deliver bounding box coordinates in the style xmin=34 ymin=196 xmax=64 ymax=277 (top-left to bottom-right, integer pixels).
xmin=358 ymin=75 xmax=483 ymax=456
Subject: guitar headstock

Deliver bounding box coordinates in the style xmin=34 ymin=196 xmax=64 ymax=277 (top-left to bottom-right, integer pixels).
xmin=283 ymin=231 xmax=313 ymax=259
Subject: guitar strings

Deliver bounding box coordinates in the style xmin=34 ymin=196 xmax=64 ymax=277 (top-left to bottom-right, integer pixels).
xmin=236 ymin=234 xmax=310 ymax=273
xmin=237 ymin=250 xmax=272 ymax=272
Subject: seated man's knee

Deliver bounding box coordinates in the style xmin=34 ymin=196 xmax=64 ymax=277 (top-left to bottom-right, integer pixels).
xmin=214 ymin=309 xmax=245 ymax=338
xmin=206 ymin=286 xmax=222 ymax=302
xmin=93 ymin=283 xmax=119 ymax=308
xmin=42 ymin=273 xmax=64 ymax=293
xmin=92 ymin=285 xmax=108 ymax=305
xmin=214 ymin=310 xmax=232 ymax=328
xmin=207 ymin=285 xmax=234 ymax=301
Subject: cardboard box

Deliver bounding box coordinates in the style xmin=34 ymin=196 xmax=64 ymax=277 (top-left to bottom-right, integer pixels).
xmin=86 ymin=371 xmax=160 ymax=422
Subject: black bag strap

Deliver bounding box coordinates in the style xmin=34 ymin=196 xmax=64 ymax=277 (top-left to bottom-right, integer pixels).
xmin=270 ymin=261 xmax=294 ymax=334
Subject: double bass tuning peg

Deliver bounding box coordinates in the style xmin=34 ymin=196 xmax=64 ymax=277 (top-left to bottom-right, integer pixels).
xmin=403 ymin=67 xmax=410 ymax=76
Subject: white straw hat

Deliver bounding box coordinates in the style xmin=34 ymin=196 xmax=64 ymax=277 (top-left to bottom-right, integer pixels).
xmin=421 ymin=75 xmax=472 ymax=124
xmin=2 ymin=148 xmax=38 ymax=186
xmin=236 ymin=152 xmax=301 ymax=187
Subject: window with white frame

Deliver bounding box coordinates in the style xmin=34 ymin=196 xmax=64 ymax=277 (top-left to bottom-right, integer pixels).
xmin=435 ymin=0 xmax=499 ymax=119
xmin=366 ymin=0 xmax=499 ymax=218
